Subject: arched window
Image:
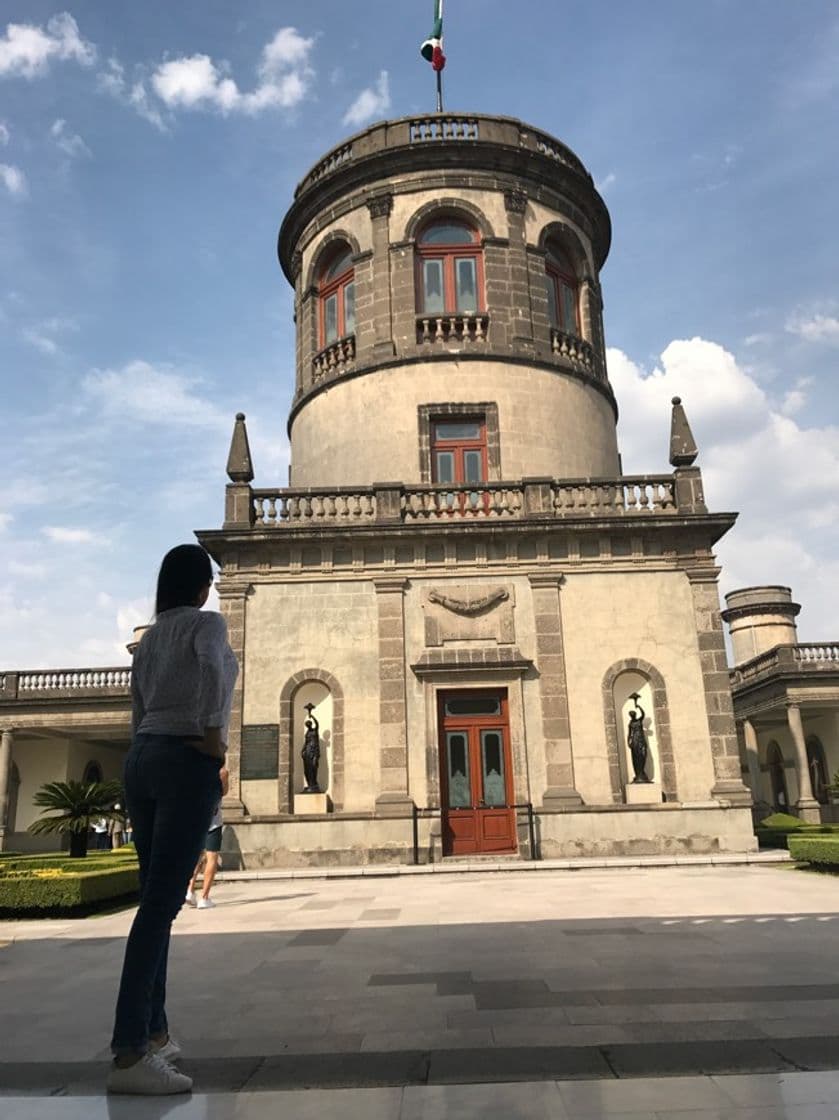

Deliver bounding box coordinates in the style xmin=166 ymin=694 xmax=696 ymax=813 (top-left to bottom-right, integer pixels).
xmin=767 ymin=742 xmax=788 ymax=812
xmin=545 ymin=244 xmax=579 ymax=335
xmin=807 ymin=736 xmax=829 ymax=805
xmin=416 ymin=219 xmax=483 ymax=315
xmin=318 ymin=246 xmax=355 ymax=347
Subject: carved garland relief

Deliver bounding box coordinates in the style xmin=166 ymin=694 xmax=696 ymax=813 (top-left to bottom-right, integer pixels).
xmin=424 ymin=585 xmax=515 ymax=646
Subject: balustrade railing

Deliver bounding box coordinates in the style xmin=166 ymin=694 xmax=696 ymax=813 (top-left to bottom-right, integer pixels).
xmin=553 ymin=477 xmax=676 ymax=515
xmin=417 ymin=313 xmax=489 ymax=345
xmin=793 ymin=644 xmax=839 ymax=665
xmin=312 ymin=335 xmax=356 ymax=381
xmin=252 ymin=489 xmax=377 ymax=526
xmin=409 ymin=116 xmax=480 ymax=142
xmin=731 ymin=643 xmax=839 ymax=688
xmin=0 ymin=667 xmax=132 ymax=702
xmin=550 ymin=329 xmax=599 ymax=378
xmin=403 ymin=484 xmax=523 ymax=521
xmin=308 ymin=142 xmax=353 ymax=185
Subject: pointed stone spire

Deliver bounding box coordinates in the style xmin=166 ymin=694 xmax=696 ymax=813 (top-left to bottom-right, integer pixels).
xmin=226 ymin=412 xmax=254 ymax=483
xmin=669 ymin=396 xmax=698 ymax=467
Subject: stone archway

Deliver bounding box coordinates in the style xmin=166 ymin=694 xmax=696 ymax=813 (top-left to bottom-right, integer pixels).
xmin=602 ymin=658 xmax=677 ymax=803
xmin=279 ymin=669 xmax=345 ymax=812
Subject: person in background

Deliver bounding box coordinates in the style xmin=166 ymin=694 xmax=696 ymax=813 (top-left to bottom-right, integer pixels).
xmin=107 ymin=544 xmax=238 ymax=1096
xmin=91 ymin=817 xmax=111 ymax=850
xmin=186 ymin=764 xmax=229 ymax=910
xmin=110 ymin=804 xmax=125 ymax=849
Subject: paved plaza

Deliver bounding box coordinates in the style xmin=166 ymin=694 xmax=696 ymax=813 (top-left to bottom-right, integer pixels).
xmin=3 ymin=864 xmax=839 ymax=1117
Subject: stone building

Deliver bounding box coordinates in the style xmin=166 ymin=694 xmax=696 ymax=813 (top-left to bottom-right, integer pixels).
xmin=192 ymin=112 xmax=756 ymax=865
xmin=724 ymin=587 xmax=839 ymax=823
xmin=7 ymin=111 xmax=818 ymax=864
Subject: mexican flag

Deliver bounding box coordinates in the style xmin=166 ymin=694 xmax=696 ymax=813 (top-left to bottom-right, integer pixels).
xmin=420 ymin=0 xmax=446 ymax=72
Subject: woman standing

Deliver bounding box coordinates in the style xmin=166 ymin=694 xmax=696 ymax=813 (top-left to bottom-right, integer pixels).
xmin=107 ymin=544 xmax=238 ymax=1095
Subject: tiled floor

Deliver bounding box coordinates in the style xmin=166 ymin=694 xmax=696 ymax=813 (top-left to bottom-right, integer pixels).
xmin=5 ymin=1073 xmax=839 ymax=1119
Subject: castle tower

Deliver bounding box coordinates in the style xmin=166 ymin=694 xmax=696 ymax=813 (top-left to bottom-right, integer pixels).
xmin=722 ymin=586 xmax=801 ymax=666
xmin=199 ymin=113 xmax=755 ymax=866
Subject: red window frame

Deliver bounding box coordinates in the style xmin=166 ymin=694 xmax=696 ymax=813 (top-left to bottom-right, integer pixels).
xmin=545 ymin=248 xmax=579 ymax=335
xmin=318 ymin=249 xmax=355 ymax=348
xmin=430 ymin=418 xmax=488 ymax=486
xmin=416 ymin=221 xmax=484 ymax=315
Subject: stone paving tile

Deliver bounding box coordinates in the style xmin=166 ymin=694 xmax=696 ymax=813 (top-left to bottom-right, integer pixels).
xmin=558 ymin=1072 xmax=735 ymax=1114
xmin=400 ymin=1080 xmax=567 ymax=1119
xmin=243 ymin=1051 xmax=429 ymax=1090
xmin=427 ymin=1045 xmax=611 ymax=1083
xmin=710 ymin=1070 xmax=839 ymax=1106
xmin=604 ymin=1040 xmax=795 ymax=1078
xmin=360 ymin=1029 xmax=493 ymax=1053
xmin=361 ymin=909 xmax=402 ymax=920
xmin=491 ymin=1023 xmax=632 ymax=1047
xmin=288 ymin=927 xmax=350 ymax=946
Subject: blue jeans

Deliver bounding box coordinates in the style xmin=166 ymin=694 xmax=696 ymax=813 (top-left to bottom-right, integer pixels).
xmin=111 ymin=733 xmax=222 ymax=1056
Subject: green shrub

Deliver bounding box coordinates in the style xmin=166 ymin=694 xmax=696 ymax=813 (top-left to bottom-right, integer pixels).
xmin=759 ymin=812 xmax=808 ymax=830
xmin=0 ymin=864 xmax=139 ymax=916
xmin=788 ymin=836 xmax=839 ymax=868
xmin=0 ymin=850 xmax=137 ymax=875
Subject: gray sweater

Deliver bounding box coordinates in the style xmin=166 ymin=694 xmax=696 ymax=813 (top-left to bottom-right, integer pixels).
xmin=131 ymin=607 xmax=239 ymax=740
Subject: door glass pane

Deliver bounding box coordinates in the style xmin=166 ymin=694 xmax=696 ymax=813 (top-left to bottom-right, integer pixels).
xmin=481 ymin=730 xmax=507 ymax=807
xmin=434 ymin=451 xmax=455 ymax=484
xmin=464 ymin=450 xmax=483 ymax=484
xmin=446 ymin=732 xmax=472 ymax=808
xmin=324 ymin=293 xmax=338 ymax=344
xmin=561 ymin=282 xmax=577 ymax=332
xmin=344 ymin=281 xmax=356 ymax=336
xmin=445 ymin=698 xmax=501 ymax=716
xmin=546 ymin=275 xmax=560 ymax=329
xmin=434 ymin=422 xmax=481 ymax=440
xmin=423 ymin=259 xmax=445 ymax=313
xmin=455 ymin=258 xmax=477 ymax=312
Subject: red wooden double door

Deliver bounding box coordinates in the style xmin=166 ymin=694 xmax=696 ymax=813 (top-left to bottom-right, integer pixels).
xmin=438 ymin=690 xmax=517 ymax=856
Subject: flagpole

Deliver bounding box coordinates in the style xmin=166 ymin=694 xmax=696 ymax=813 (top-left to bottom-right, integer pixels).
xmin=436 ymin=0 xmax=444 ymax=112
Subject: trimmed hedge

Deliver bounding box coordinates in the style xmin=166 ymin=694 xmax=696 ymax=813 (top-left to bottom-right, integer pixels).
xmin=0 ymin=850 xmax=140 ymax=916
xmin=788 ymin=836 xmax=839 ymax=868
xmin=756 ymin=813 xmax=839 ymax=851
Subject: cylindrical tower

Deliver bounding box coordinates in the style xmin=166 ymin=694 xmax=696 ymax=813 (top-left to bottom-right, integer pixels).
xmin=722 ymin=586 xmax=801 ymax=665
xmin=278 ymin=114 xmax=618 ymax=488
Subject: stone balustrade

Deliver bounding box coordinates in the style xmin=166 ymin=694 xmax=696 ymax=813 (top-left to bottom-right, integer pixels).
xmin=312 ymin=335 xmax=356 ymax=381
xmin=294 ymin=114 xmax=591 ymax=198
xmin=252 ymin=488 xmax=378 ymax=526
xmin=245 ymin=474 xmax=684 ymax=529
xmin=550 ymin=328 xmax=600 ymax=379
xmin=0 ymin=667 xmax=131 ymax=701
xmin=731 ymin=643 xmax=839 ymax=689
xmin=416 ymin=313 xmax=489 ymax=345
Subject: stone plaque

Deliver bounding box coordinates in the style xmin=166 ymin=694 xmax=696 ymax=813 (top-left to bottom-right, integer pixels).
xmin=424 ymin=585 xmax=516 ymax=647
xmin=241 ymin=724 xmax=279 ymax=781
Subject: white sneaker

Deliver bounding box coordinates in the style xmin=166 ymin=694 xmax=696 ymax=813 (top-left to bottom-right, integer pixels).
xmin=151 ymin=1035 xmax=182 ymax=1063
xmin=107 ymin=1051 xmax=192 ymax=1095
xmin=197 ymin=897 xmax=215 ymax=909
xmin=185 ymin=890 xmax=197 ymax=907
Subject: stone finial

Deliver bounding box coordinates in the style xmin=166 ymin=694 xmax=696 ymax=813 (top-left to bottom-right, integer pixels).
xmin=669 ymin=396 xmax=698 ymax=467
xmin=226 ymin=412 xmax=254 ymax=483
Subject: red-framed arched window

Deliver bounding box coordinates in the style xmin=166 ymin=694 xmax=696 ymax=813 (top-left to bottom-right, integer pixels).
xmin=319 ymin=246 xmax=355 ymax=347
xmin=545 ymin=244 xmax=579 ymax=334
xmin=416 ymin=219 xmax=483 ymax=315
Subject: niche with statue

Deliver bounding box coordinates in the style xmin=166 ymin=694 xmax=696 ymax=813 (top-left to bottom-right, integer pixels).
xmin=613 ymin=670 xmax=662 ymax=805
xmin=292 ymin=680 xmax=333 ymax=815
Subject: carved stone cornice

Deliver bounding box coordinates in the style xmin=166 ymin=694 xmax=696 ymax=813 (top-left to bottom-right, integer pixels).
xmin=290 ymin=250 xmax=303 ymax=281
xmin=428 ymin=588 xmax=509 ymax=616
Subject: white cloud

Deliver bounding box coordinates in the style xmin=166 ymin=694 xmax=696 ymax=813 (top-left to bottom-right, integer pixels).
xmin=22 ymin=315 xmax=79 ymax=356
xmin=23 ymin=328 xmax=59 ymax=355
xmin=150 ymin=26 xmax=315 ymax=116
xmin=0 ymin=163 xmax=26 ymax=196
xmin=8 ymin=558 xmax=47 ymax=579
xmin=0 ymin=512 xmax=11 ymax=531
xmin=786 ymin=310 xmax=839 ymax=345
xmin=42 ymin=526 xmax=105 ymax=544
xmin=743 ymin=332 xmax=773 ymax=347
xmin=609 ymin=338 xmax=839 ymax=638
xmin=596 ymin=171 xmax=617 ymax=193
xmin=0 ymin=12 xmax=95 ymax=79
xmin=50 ymin=118 xmax=91 ymax=159
xmin=98 ymin=59 xmax=168 ymax=132
xmin=83 ymin=360 xmax=227 ymax=429
xmin=780 ymin=389 xmax=807 ymax=416
xmin=342 ymin=70 xmax=390 ymax=128
xmin=0 ymin=121 xmax=8 ymax=146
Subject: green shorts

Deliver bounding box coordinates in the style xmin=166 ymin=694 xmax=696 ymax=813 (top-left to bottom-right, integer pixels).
xmin=205 ymin=826 xmax=223 ymax=853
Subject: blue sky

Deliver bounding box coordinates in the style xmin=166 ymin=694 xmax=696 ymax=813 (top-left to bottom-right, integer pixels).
xmin=1 ymin=1 xmax=838 ymax=666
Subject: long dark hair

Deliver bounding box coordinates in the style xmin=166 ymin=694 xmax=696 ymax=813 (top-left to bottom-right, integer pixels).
xmin=155 ymin=544 xmax=213 ymax=615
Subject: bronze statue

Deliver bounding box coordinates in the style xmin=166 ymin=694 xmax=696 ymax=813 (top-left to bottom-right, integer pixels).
xmin=301 ymin=703 xmax=321 ymax=792
xmin=627 ymin=693 xmax=651 ymax=783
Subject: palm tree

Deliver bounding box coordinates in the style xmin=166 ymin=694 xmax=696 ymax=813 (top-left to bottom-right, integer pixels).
xmin=28 ymin=780 xmax=125 ymax=858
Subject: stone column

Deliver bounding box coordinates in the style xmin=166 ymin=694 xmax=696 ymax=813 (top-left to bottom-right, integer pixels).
xmin=374 ymin=578 xmax=413 ymax=815
xmin=217 ymin=580 xmax=249 ymax=817
xmin=0 ymin=728 xmax=15 ymax=852
xmin=504 ymin=187 xmax=535 ymax=355
xmin=528 ymin=574 xmax=582 ymax=808
xmin=366 ymin=193 xmax=395 ymax=358
xmin=688 ymin=571 xmax=752 ymax=806
xmin=786 ymin=702 xmax=821 ymax=822
xmin=741 ymin=719 xmax=762 ymax=802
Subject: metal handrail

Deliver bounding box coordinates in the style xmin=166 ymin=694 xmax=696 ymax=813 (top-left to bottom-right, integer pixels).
xmin=411 ymin=802 xmax=538 ymax=865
